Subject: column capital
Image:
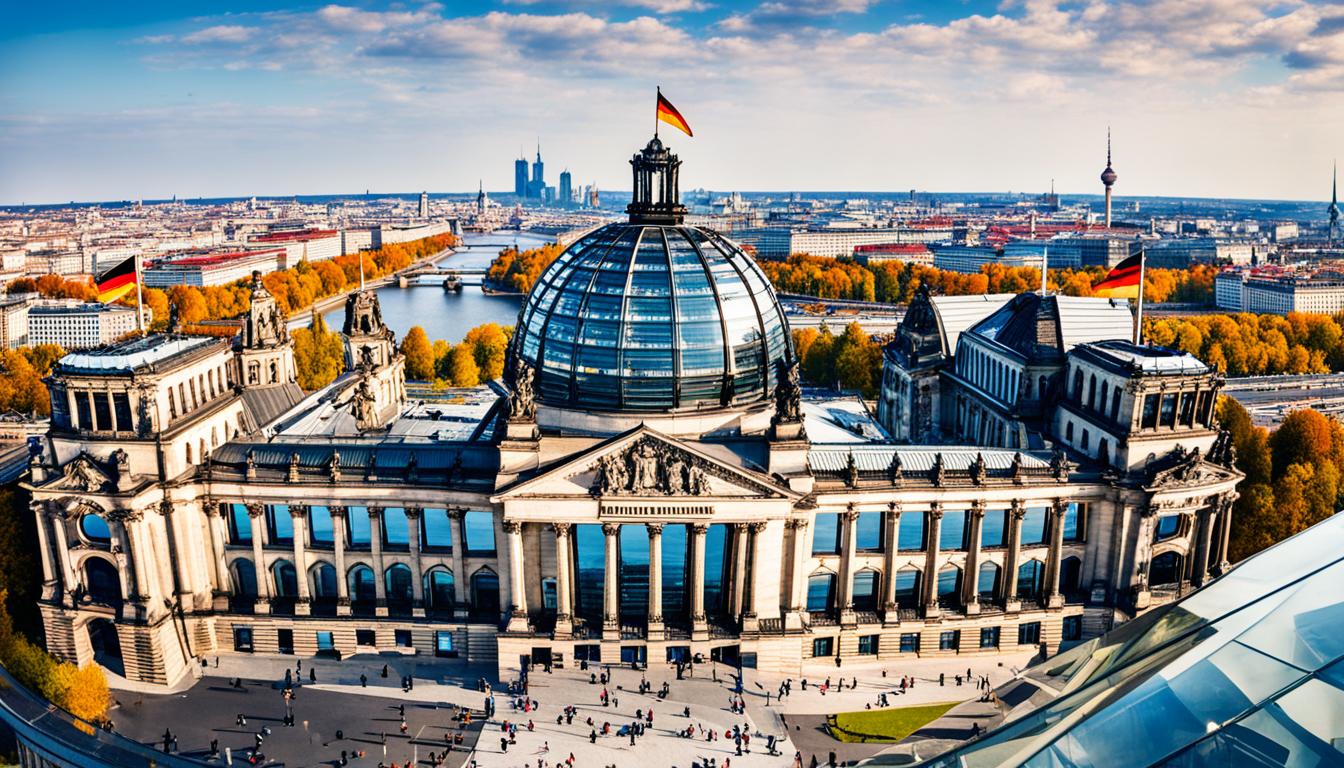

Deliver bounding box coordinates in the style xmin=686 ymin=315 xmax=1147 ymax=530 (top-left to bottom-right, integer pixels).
xmin=551 ymin=521 xmax=572 ymax=536
xmin=1051 ymin=498 xmax=1069 ymax=517
xmin=842 ymin=505 xmax=860 ymax=523
xmin=784 ymin=518 xmax=808 ymax=531
xmin=747 ymin=521 xmax=767 ymax=534
xmin=289 ymin=505 xmax=309 ymax=518
xmin=107 ymin=507 xmax=144 ymax=524
xmin=367 ymin=506 xmax=384 ymax=518
xmin=1011 ymin=500 xmax=1027 ymax=520
xmin=328 ymin=505 xmax=348 ymax=518
xmin=602 ymin=522 xmax=621 ymax=537
xmin=245 ymin=502 xmax=266 ymax=519
xmin=646 ymin=522 xmax=664 ymax=536
xmin=690 ymin=522 xmax=710 ymax=534
xmin=887 ymin=501 xmax=902 ymax=516
xmin=501 ymin=520 xmax=522 ymax=534
xmin=446 ymin=507 xmax=467 ymax=520
xmin=927 ymin=502 xmax=943 ymax=520
xmin=970 ymin=502 xmax=986 ymax=520
xmin=732 ymin=522 xmax=749 ymax=532
xmin=403 ymin=506 xmax=423 ymax=520
xmin=202 ymin=500 xmax=223 ymax=518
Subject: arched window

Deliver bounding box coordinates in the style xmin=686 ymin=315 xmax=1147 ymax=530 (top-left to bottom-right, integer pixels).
xmin=1072 ymin=369 xmax=1083 ymax=401
xmin=1150 ymin=551 xmax=1182 ymax=587
xmin=852 ymin=570 xmax=879 ymax=612
xmin=1038 ymin=375 xmax=1048 ymax=400
xmin=1099 ymin=381 xmax=1109 ymax=412
xmin=806 ymin=572 xmax=836 ymax=613
xmin=385 ymin=563 xmax=413 ymax=604
xmin=310 ymin=563 xmax=337 ymax=599
xmin=80 ymin=513 xmax=111 ymax=544
xmin=977 ymin=562 xmax=1000 ymax=601
xmin=1017 ymin=560 xmax=1045 ymax=599
xmin=936 ymin=565 xmax=961 ymax=606
xmin=348 ymin=564 xmax=376 ymax=603
xmin=894 ymin=568 xmax=920 ymax=608
xmin=1061 ymin=556 xmax=1082 ymax=595
xmin=271 ymin=560 xmax=297 ymax=597
xmin=231 ymin=559 xmax=257 ymax=597
xmin=84 ymin=558 xmax=121 ymax=605
xmin=471 ymin=569 xmax=500 ymax=618
xmin=425 ymin=569 xmax=455 ymax=614
xmin=1087 ymin=374 xmax=1096 ymax=409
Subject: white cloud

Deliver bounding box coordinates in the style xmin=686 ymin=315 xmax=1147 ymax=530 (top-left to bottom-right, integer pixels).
xmin=181 ymin=25 xmax=256 ymax=44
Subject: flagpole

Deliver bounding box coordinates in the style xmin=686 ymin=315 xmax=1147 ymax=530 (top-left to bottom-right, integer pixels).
xmin=654 ymin=86 xmax=660 ymax=138
xmin=135 ymin=253 xmax=145 ymax=335
xmin=1134 ymin=248 xmax=1145 ymax=346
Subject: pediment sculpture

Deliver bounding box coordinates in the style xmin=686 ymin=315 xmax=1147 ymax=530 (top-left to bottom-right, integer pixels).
xmin=592 ymin=438 xmax=710 ymax=497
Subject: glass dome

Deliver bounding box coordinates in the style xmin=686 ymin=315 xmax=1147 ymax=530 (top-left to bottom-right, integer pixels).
xmin=516 ymin=222 xmax=792 ymax=413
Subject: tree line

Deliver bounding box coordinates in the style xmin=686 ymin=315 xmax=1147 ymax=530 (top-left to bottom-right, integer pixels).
xmin=484 ymin=243 xmax=565 ymax=294
xmin=1145 ymin=312 xmax=1344 ymax=376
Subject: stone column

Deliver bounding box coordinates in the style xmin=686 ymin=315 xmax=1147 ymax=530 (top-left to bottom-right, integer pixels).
xmin=1003 ymin=501 xmax=1025 ymax=612
xmin=730 ymin=523 xmax=748 ymax=620
xmin=504 ymin=520 xmax=528 ymax=632
xmin=122 ymin=510 xmax=156 ymax=620
xmin=602 ymin=523 xmax=620 ymax=636
xmin=1193 ymin=506 xmax=1216 ymax=587
xmin=786 ymin=519 xmax=810 ymax=630
xmin=290 ymin=505 xmax=311 ymax=615
xmin=552 ymin=523 xmax=573 ymax=637
xmin=204 ymin=502 xmax=231 ymax=611
xmin=331 ymin=507 xmax=351 ymax=615
xmin=882 ymin=502 xmax=902 ymax=625
xmin=447 ymin=508 xmax=468 ymax=614
xmin=1046 ymin=500 xmax=1067 ymax=608
xmin=838 ymin=506 xmax=860 ymax=626
xmin=690 ymin=523 xmax=709 ymax=638
xmin=646 ymin=523 xmax=664 ymax=638
xmin=368 ymin=507 xmax=387 ymax=616
xmin=48 ymin=510 xmax=78 ymax=601
xmin=30 ymin=502 xmax=57 ymax=602
xmin=741 ymin=522 xmax=765 ymax=632
xmin=1215 ymin=494 xmax=1235 ymax=576
xmin=247 ymin=503 xmax=270 ymax=614
xmin=405 ymin=507 xmax=426 ymax=617
xmin=921 ymin=503 xmax=943 ymax=619
xmin=964 ymin=502 xmax=986 ymax=615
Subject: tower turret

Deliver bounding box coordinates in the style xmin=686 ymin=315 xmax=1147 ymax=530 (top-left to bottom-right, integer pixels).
xmin=1330 ymin=161 xmax=1340 ymax=244
xmin=626 ymin=136 xmax=686 ymax=225
xmin=1100 ymin=128 xmax=1117 ymax=228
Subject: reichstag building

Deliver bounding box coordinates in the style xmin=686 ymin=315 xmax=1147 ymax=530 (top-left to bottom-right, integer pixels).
xmin=25 ymin=136 xmax=1242 ymax=685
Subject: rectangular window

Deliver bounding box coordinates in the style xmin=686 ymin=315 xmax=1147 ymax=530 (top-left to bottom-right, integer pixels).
xmin=1063 ymin=503 xmax=1084 ymax=542
xmin=981 ymin=510 xmax=1008 ymax=548
xmin=421 ymin=509 xmax=453 ymax=550
xmin=168 ymin=389 xmax=177 ymax=419
xmin=189 ymin=379 xmax=198 ymax=409
xmin=228 ymin=503 xmax=252 ymax=544
xmin=347 ymin=507 xmax=372 ymax=548
xmin=1178 ymin=391 xmax=1196 ymax=425
xmin=233 ymin=626 xmax=253 ymax=652
xmin=812 ymin=512 xmax=841 ymax=554
xmin=1154 ymin=515 xmax=1181 ymax=541
xmin=898 ymin=512 xmax=926 ymax=551
xmin=394 ymin=629 xmax=412 ymax=648
xmin=1018 ymin=621 xmax=1041 ymax=645
xmin=75 ymin=391 xmax=92 ymax=430
xmin=1159 ymin=393 xmax=1177 ymax=427
xmin=435 ymin=631 xmax=458 ymax=658
xmin=309 ymin=506 xmax=334 ymax=547
xmin=1141 ymin=394 xmax=1159 ymax=429
xmin=316 ymin=631 xmax=335 ymax=651
xmin=980 ymin=627 xmax=1000 ymax=649
xmin=382 ymin=507 xmax=410 ymax=549
xmin=543 ymin=578 xmax=558 ymax=610
xmin=855 ymin=511 xmax=882 ymax=551
xmin=266 ymin=505 xmax=293 ymax=545
xmin=355 ymin=629 xmax=376 ymax=646
xmin=812 ymin=637 xmax=834 ymax=658
xmin=112 ymin=392 xmax=132 ymax=432
xmin=91 ymin=392 xmax=112 ymax=431
xmin=49 ymin=384 xmax=71 ymax=430
xmin=899 ymin=633 xmax=920 ymax=653
xmin=857 ymin=635 xmax=878 ymax=655
xmin=939 ymin=630 xmax=960 ymax=651
xmin=1020 ymin=507 xmax=1048 ymax=546
xmin=1081 ymin=429 xmax=1090 ymax=450
xmin=463 ymin=511 xmax=496 ymax=555
xmin=939 ymin=510 xmax=968 ymax=551
xmin=277 ymin=628 xmax=294 ymax=655
xmin=1063 ymin=615 xmax=1082 ymax=642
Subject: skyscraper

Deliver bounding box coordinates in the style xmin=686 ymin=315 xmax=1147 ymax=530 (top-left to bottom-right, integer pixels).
xmin=559 ymin=170 xmax=572 ymax=207
xmin=514 ymin=156 xmax=529 ymax=198
xmin=530 ymin=144 xmax=545 ymax=199
xmin=477 ymin=180 xmax=488 ymax=214
xmin=1100 ymin=128 xmax=1117 ymax=228
xmin=418 ymin=191 xmax=428 ymax=218
xmin=1330 ymin=161 xmax=1341 ymax=244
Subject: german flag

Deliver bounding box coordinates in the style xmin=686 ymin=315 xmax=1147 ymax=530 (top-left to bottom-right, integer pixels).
xmin=656 ymin=89 xmax=692 ymax=137
xmin=1092 ymin=251 xmax=1143 ymax=299
xmin=95 ymin=255 xmax=138 ymax=304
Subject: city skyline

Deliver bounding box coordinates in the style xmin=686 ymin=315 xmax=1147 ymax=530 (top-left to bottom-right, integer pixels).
xmin=2 ymin=0 xmax=1343 ymax=205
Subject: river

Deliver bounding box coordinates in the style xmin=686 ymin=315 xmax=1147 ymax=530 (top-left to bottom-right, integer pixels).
xmin=320 ymin=230 xmax=550 ymax=344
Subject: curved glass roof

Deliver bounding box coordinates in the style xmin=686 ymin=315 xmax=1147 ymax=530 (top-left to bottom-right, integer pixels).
xmin=917 ymin=511 xmax=1344 ymax=768
xmin=516 ymin=222 xmax=792 ymax=413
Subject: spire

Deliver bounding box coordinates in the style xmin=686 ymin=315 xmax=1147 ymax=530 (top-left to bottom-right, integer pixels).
xmin=536 ymin=140 xmax=541 ymax=163
xmin=1107 ymin=126 xmax=1112 ymax=167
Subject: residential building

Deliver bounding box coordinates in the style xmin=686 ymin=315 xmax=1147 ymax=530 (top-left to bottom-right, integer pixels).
xmin=28 ymin=302 xmax=147 ymax=349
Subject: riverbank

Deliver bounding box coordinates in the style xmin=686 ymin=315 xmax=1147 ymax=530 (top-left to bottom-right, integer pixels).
xmin=288 ymin=245 xmax=455 ymax=329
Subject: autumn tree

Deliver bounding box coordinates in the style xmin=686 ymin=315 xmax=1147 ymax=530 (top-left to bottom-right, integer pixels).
xmin=400 ymin=326 xmax=435 ymax=381
xmin=292 ymin=311 xmax=345 ymax=390
xmin=463 ymin=323 xmax=511 ymax=382
xmin=443 ymin=344 xmax=481 ymax=387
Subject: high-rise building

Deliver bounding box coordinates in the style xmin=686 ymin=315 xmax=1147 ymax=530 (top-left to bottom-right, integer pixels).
xmin=1100 ymin=129 xmax=1117 ymax=227
xmin=418 ymin=191 xmax=428 ymax=219
xmin=558 ymin=170 xmax=572 ymax=207
xmin=476 ymin=180 xmax=489 ymax=215
xmin=514 ymin=156 xmax=529 ymax=197
xmin=529 ymin=145 xmax=545 ymax=199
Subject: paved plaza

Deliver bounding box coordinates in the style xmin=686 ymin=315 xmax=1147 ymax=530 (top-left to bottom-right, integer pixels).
xmin=105 ymin=650 xmax=1035 ymax=767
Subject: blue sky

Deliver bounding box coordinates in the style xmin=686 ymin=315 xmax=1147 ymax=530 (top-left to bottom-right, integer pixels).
xmin=2 ymin=0 xmax=1341 ymax=205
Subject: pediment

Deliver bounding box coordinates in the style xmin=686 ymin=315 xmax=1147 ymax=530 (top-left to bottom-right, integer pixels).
xmin=494 ymin=426 xmax=797 ymax=502
xmin=46 ymin=453 xmax=115 ymax=494
xmin=1146 ymin=449 xmax=1241 ymax=492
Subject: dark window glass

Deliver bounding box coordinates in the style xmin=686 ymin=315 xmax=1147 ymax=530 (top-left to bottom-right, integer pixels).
xmin=435 ymin=631 xmax=457 ymax=657
xmin=1063 ymin=615 xmax=1082 ymax=642
xmin=1179 ymin=391 xmax=1196 ymax=425
xmin=347 ymin=507 xmax=372 ymax=548
xmin=1018 ymin=561 xmax=1045 ymax=598
xmin=470 ymin=570 xmax=500 ymax=617
xmin=382 ymin=507 xmax=409 ymax=548
xmin=899 ymin=633 xmax=919 ymax=653
xmin=49 ymin=384 xmax=70 ymax=429
xmin=463 ymin=511 xmax=496 ymax=554
xmin=309 ymin=506 xmax=334 ymax=546
xmin=980 ymin=626 xmax=1000 ymax=648
xmin=233 ymin=627 xmax=253 ymax=652
xmin=1160 ymin=393 xmax=1178 ymax=426
xmin=426 ymin=570 xmax=455 ymax=614
xmin=812 ymin=513 xmax=841 ymax=554
xmin=92 ymin=392 xmax=112 ymax=431
xmin=937 ymin=567 xmax=960 ymax=602
xmin=356 ymin=629 xmax=375 ymax=646
xmin=1018 ymin=621 xmax=1041 ymax=645
xmin=812 ymin=637 xmax=833 ymax=658
xmin=75 ymin=392 xmax=92 ymax=430
xmin=857 ymin=635 xmax=878 ymax=655
xmin=1142 ymin=394 xmax=1159 ymax=428
xmin=939 ymin=630 xmax=960 ymax=650
xmin=939 ymin=510 xmax=968 ymax=551
xmin=1021 ymin=507 xmax=1048 ymax=546
xmin=852 ymin=571 xmax=878 ymax=611
xmin=1063 ymin=503 xmax=1083 ymax=542
xmin=348 ymin=566 xmax=376 ymax=603
xmin=229 ymin=504 xmax=251 ymax=544
xmin=1155 ymin=515 xmax=1181 ymax=541
xmin=982 ymin=510 xmax=1008 ymax=547
xmin=421 ymin=509 xmax=452 ymax=550
xmin=316 ymin=631 xmax=334 ymax=651
xmin=807 ymin=573 xmax=836 ymax=613
xmin=977 ymin=563 xmax=1000 ymax=599
xmin=112 ymin=392 xmax=132 ymax=432
xmin=81 ymin=514 xmax=111 ymax=543
xmin=312 ymin=564 xmax=337 ymax=598
xmin=659 ymin=523 xmax=688 ymax=620
xmin=894 ymin=569 xmax=920 ymax=607
xmin=898 ymin=512 xmax=925 ymax=551
xmin=618 ymin=525 xmax=649 ymax=621
xmin=267 ymin=505 xmax=293 ymax=545
xmin=855 ymin=512 xmax=882 ymax=551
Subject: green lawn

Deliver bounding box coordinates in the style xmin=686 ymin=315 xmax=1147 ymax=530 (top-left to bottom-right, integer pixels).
xmin=826 ymin=702 xmax=960 ymax=743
